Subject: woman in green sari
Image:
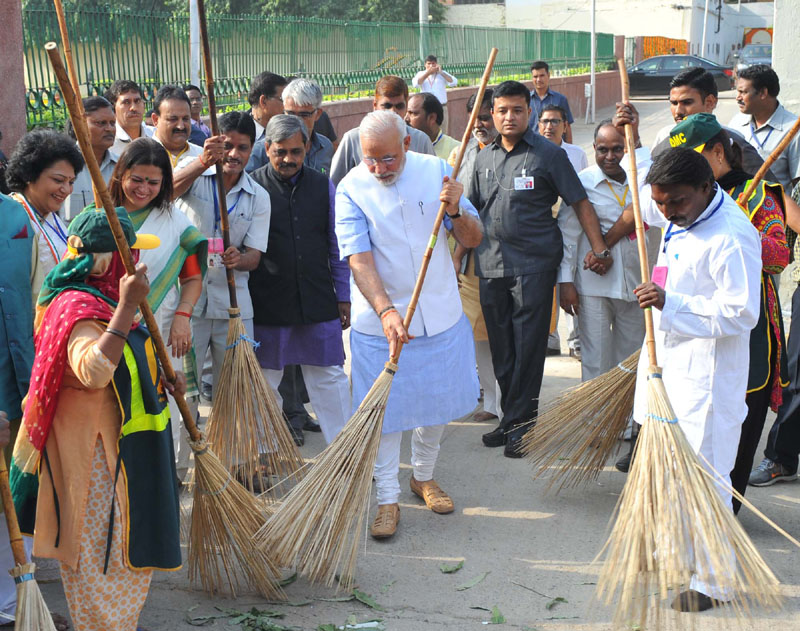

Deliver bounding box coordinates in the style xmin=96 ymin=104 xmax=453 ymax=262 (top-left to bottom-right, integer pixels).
xmin=109 ymin=138 xmax=207 ymax=481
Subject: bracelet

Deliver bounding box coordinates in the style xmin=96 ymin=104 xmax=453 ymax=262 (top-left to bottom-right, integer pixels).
xmin=198 ymin=154 xmax=210 ymax=169
xmin=175 ymin=311 xmax=193 ymax=318
xmin=377 ymin=305 xmax=396 ymax=318
xmin=446 ymin=208 xmax=462 ymax=219
xmin=105 ymin=327 xmax=128 ymax=341
xmin=379 ymin=308 xmax=398 ymax=321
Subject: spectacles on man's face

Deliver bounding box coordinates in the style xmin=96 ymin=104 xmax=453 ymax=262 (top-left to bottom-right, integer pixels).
xmin=285 ymin=109 xmax=317 ymax=119
xmin=362 ymin=156 xmax=398 ymax=167
xmin=540 ymin=118 xmax=563 ymax=126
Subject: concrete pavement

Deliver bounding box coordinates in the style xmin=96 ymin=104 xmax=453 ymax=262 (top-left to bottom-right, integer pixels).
xmin=40 ymin=93 xmax=800 ymax=630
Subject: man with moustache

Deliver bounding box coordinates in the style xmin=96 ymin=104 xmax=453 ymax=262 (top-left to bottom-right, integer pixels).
xmin=335 ymin=110 xmax=483 ymax=539
xmin=105 ymin=79 xmax=153 ymax=155
xmin=248 ymin=115 xmax=351 ymax=445
xmin=468 ymin=81 xmax=609 ymax=458
xmin=64 ymin=96 xmax=118 ymax=221
xmin=405 ymin=92 xmax=459 ymax=161
xmin=173 ymin=111 xmax=270 ymax=398
xmin=330 ymin=75 xmax=435 ymax=185
xmin=449 ymin=89 xmax=502 ymax=423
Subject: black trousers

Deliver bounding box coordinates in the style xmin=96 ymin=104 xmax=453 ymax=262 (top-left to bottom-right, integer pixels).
xmin=278 ymin=365 xmax=311 ymax=430
xmin=731 ymin=383 xmax=772 ymax=515
xmin=480 ymin=271 xmax=556 ymax=429
xmin=763 ymin=284 xmax=800 ymax=474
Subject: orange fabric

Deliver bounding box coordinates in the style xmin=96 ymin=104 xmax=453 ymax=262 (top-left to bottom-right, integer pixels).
xmin=178 ymin=253 xmax=201 ymax=280
xmin=60 ymin=439 xmax=152 ymax=631
xmin=32 ymin=320 xmax=128 ymax=569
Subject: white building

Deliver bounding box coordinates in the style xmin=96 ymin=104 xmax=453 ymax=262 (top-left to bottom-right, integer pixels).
xmin=445 ymin=1 xmax=774 ymax=66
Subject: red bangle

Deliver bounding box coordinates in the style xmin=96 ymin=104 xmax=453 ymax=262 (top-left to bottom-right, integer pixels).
xmin=175 ymin=311 xmax=193 ymax=318
xmin=198 ymin=154 xmax=209 ymax=169
xmin=380 ymin=308 xmax=397 ymax=321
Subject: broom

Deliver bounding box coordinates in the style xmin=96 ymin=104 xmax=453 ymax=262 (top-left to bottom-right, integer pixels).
xmin=255 ymin=48 xmax=500 ymax=589
xmin=0 ymin=414 xmax=57 ymax=631
xmin=594 ymin=58 xmax=782 ymax=628
xmin=195 ymin=0 xmax=304 ymax=496
xmin=521 ymin=349 xmax=639 ymax=490
xmin=44 ymin=42 xmax=284 ymax=601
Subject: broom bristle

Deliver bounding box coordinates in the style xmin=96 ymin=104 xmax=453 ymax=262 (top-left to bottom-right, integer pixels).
xmin=255 ymin=364 xmax=397 ymax=588
xmin=10 ymin=563 xmax=57 ymax=631
xmin=188 ymin=438 xmax=285 ymax=600
xmin=595 ymin=367 xmax=783 ymax=628
xmin=205 ymin=311 xmax=305 ymax=496
xmin=521 ymin=350 xmax=639 ymax=490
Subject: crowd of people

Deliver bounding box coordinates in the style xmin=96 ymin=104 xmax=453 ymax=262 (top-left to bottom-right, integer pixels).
xmin=0 ymin=53 xmax=799 ymax=629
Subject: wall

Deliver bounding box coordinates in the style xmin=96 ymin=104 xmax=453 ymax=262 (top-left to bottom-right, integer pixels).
xmin=0 ymin=0 xmax=26 ymax=156
xmin=322 ymin=70 xmax=621 ymax=141
xmin=773 ymin=0 xmax=799 ymax=112
xmin=444 ymin=3 xmax=506 ymax=27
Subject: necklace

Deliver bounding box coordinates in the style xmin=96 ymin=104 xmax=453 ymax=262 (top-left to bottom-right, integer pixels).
xmin=491 ymin=144 xmax=531 ymax=192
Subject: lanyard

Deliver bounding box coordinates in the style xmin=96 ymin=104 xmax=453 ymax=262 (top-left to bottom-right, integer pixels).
xmin=662 ymin=192 xmax=724 ymax=254
xmin=604 ymin=179 xmax=629 ymax=208
xmin=169 ymin=144 xmax=190 ymax=168
xmin=211 ymin=175 xmax=244 ymax=234
xmin=749 ymin=122 xmax=774 ymax=151
xmin=13 ymin=193 xmax=67 ymax=263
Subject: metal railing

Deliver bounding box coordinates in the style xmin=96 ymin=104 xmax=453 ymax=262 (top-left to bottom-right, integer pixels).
xmin=23 ymin=8 xmax=615 ymax=129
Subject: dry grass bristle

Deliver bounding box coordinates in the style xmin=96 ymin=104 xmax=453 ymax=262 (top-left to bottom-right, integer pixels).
xmin=205 ymin=309 xmax=305 ymax=497
xmin=254 ymin=363 xmax=397 ymax=589
xmin=521 ymin=350 xmax=639 ymax=490
xmin=594 ymin=367 xmax=782 ymax=629
xmin=188 ymin=436 xmax=285 ymax=600
xmin=10 ymin=563 xmax=57 ymax=631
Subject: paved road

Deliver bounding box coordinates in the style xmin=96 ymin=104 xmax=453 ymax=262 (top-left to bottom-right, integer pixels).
xmin=41 ymin=93 xmax=800 ymax=630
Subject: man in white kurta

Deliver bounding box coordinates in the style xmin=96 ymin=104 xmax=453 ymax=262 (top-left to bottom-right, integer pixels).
xmin=632 ymin=147 xmax=761 ymax=610
xmin=335 ymin=111 xmax=482 ymax=539
xmin=558 ymin=122 xmax=654 ymax=381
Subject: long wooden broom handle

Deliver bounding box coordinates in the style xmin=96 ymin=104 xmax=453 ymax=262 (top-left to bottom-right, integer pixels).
xmin=196 ymin=0 xmax=238 ymax=310
xmin=390 ymin=48 xmax=499 ymax=363
xmin=617 ymin=59 xmax=658 ymax=367
xmin=45 ymin=43 xmax=203 ymax=444
xmin=738 ymin=116 xmax=800 ymax=203
xmin=0 ymin=453 xmax=27 ymax=566
xmin=53 ymin=0 xmax=83 ymax=118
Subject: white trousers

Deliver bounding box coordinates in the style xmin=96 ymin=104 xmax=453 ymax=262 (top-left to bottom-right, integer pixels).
xmin=262 ymin=364 xmax=351 ymax=444
xmin=192 ymin=316 xmax=254 ymax=394
xmin=577 ymin=295 xmax=644 ymax=382
xmin=475 ymin=340 xmax=501 ymax=418
xmin=374 ymin=424 xmax=446 ymax=505
xmin=0 ymin=519 xmax=33 ymax=621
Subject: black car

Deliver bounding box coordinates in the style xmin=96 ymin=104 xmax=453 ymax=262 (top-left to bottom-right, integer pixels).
xmin=627 ymin=55 xmax=733 ymax=96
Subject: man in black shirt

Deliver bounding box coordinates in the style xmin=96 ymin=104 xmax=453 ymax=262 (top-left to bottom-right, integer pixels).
xmin=468 ymin=81 xmax=611 ymax=457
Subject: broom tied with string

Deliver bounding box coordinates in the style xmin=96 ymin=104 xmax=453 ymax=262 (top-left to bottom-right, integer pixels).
xmin=593 ymin=58 xmax=782 ymax=629
xmin=194 ymin=0 xmax=304 ymax=497
xmin=0 ymin=413 xmax=57 ymax=631
xmin=44 ymin=42 xmax=284 ymax=601
xmin=255 ymin=47 xmax=500 ymax=589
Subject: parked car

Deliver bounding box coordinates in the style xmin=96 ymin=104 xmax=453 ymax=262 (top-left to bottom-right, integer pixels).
xmin=627 ymin=55 xmax=734 ymax=96
xmin=736 ymin=44 xmax=772 ymax=72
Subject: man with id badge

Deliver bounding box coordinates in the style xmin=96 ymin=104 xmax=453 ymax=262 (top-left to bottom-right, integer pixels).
xmin=173 ymin=111 xmax=271 ymax=397
xmin=632 ymin=148 xmax=761 ymax=612
xmin=467 ymin=81 xmax=611 ymax=458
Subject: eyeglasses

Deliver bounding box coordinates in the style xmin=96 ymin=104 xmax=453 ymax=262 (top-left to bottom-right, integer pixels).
xmin=540 ymin=118 xmax=563 ymax=126
xmin=285 ymin=110 xmax=317 ymax=119
xmin=362 ymin=156 xmax=398 ymax=167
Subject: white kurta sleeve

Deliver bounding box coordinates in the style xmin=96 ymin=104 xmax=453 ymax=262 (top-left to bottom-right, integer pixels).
xmin=557 ymin=204 xmax=581 ymax=284
xmin=659 ymin=235 xmax=761 ymax=339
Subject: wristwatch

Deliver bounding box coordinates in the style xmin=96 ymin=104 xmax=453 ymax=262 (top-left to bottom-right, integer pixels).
xmin=594 ymin=248 xmax=612 ymax=259
xmin=446 ymin=208 xmax=462 ymax=219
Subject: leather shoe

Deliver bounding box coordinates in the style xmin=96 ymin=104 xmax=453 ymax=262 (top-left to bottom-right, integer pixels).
xmin=671 ymin=589 xmax=726 ymax=612
xmin=370 ymin=503 xmax=400 ymax=539
xmin=410 ymin=477 xmax=454 ymax=514
xmin=482 ymin=425 xmax=507 ymax=447
xmin=504 ymin=424 xmax=530 ymax=459
xmin=303 ymin=417 xmax=322 ymax=432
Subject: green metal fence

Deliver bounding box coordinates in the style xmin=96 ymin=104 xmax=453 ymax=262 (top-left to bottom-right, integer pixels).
xmin=23 ymin=8 xmax=616 ymax=129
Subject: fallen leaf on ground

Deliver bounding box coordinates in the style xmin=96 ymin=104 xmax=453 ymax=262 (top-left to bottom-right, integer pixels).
xmin=379 ymin=579 xmax=397 ymax=593
xmin=545 ymin=597 xmax=568 ymax=610
xmin=456 ymin=571 xmax=490 ymax=591
xmin=352 ymin=589 xmax=386 ymax=611
xmin=490 ymin=605 xmax=505 ymax=624
xmin=440 ymin=560 xmax=465 ymax=574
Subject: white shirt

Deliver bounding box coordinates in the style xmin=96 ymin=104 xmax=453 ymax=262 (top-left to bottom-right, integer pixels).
xmin=152 ymin=136 xmax=216 ymax=177
xmin=63 ymin=148 xmax=117 ymax=221
xmin=412 ymin=70 xmax=458 ymax=104
xmin=253 ymin=115 xmax=266 ymax=143
xmin=560 ymin=141 xmax=589 ymax=174
xmin=632 ymin=184 xmax=762 ymax=457
xmin=111 ymin=122 xmax=153 ymax=156
xmin=729 ymin=103 xmax=800 ymax=194
xmin=558 ymin=148 xmax=651 ymax=300
xmin=335 ymin=152 xmax=478 ymax=337
xmin=175 ymin=171 xmax=271 ymax=320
